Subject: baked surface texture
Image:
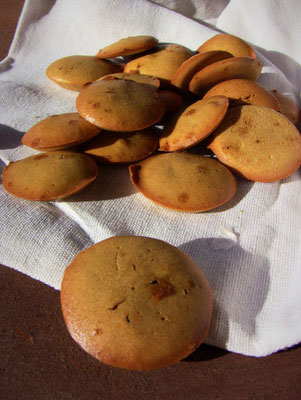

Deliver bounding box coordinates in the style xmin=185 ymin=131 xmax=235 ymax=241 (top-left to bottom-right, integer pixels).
xmin=61 ymin=236 xmax=213 ymax=370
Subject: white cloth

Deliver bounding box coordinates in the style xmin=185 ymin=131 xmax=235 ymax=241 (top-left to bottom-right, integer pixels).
xmin=0 ymin=0 xmax=300 ymax=357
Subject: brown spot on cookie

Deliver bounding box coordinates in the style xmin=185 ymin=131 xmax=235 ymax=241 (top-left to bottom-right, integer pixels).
xmin=92 ymin=102 xmax=101 ymax=108
xmin=189 ymin=279 xmax=195 ymax=288
xmin=185 ymin=109 xmax=196 ymax=116
xmin=69 ymin=120 xmax=77 ymax=124
xmin=149 ymin=277 xmax=175 ymax=301
xmin=197 ymin=166 xmax=207 ymax=173
xmin=92 ymin=328 xmax=102 ymax=336
xmin=177 ymin=192 xmax=189 ymax=203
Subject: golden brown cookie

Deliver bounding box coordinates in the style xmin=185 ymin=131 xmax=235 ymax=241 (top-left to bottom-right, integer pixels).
xmin=124 ymin=44 xmax=193 ymax=86
xmin=82 ymin=128 xmax=158 ymax=163
xmin=97 ymin=72 xmax=160 ymax=88
xmin=96 ymin=35 xmax=159 ymax=58
xmin=159 ymin=96 xmax=229 ymax=152
xmin=22 ymin=113 xmax=101 ymax=151
xmin=46 ymin=55 xmax=122 ymax=91
xmin=208 ymin=105 xmax=301 ymax=182
xmin=271 ymin=89 xmax=301 ymax=126
xmin=171 ymin=50 xmax=233 ymax=93
xmin=197 ymin=33 xmax=256 ymax=58
xmin=76 ymin=79 xmax=165 ymax=132
xmin=3 ymin=151 xmax=98 ymax=201
xmin=203 ymin=79 xmax=281 ymax=111
xmin=60 ymin=235 xmax=213 ymax=370
xmin=158 ymin=90 xmax=184 ymax=116
xmin=189 ymin=57 xmax=262 ymax=95
xmin=129 ymin=152 xmax=237 ymax=212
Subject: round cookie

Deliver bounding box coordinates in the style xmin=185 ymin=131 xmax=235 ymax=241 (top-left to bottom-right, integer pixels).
xmin=158 ymin=90 xmax=184 ymax=116
xmin=60 ymin=235 xmax=213 ymax=370
xmin=96 ymin=35 xmax=159 ymax=58
xmin=124 ymin=44 xmax=193 ymax=87
xmin=22 ymin=113 xmax=101 ymax=151
xmin=207 ymin=105 xmax=301 ymax=182
xmin=82 ymin=128 xmax=158 ymax=164
xmin=129 ymin=152 xmax=237 ymax=212
xmin=271 ymin=89 xmax=301 ymax=126
xmin=46 ymin=55 xmax=122 ymax=91
xmin=76 ymin=79 xmax=165 ymax=132
xmin=203 ymin=79 xmax=281 ymax=111
xmin=3 ymin=151 xmax=98 ymax=201
xmin=159 ymin=96 xmax=229 ymax=152
xmin=98 ymin=72 xmax=160 ymax=88
xmin=189 ymin=57 xmax=262 ymax=95
xmin=197 ymin=33 xmax=256 ymax=58
xmin=171 ymin=50 xmax=233 ymax=93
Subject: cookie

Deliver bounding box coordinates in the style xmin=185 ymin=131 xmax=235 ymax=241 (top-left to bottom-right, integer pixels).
xmin=158 ymin=90 xmax=184 ymax=116
xmin=76 ymin=79 xmax=165 ymax=132
xmin=271 ymin=89 xmax=301 ymax=126
xmin=129 ymin=152 xmax=237 ymax=212
xmin=189 ymin=57 xmax=262 ymax=95
xmin=96 ymin=35 xmax=159 ymax=58
xmin=22 ymin=113 xmax=101 ymax=151
xmin=82 ymin=128 xmax=158 ymax=164
xmin=197 ymin=33 xmax=256 ymax=58
xmin=124 ymin=44 xmax=193 ymax=87
xmin=207 ymin=105 xmax=301 ymax=182
xmin=3 ymin=151 xmax=98 ymax=201
xmin=98 ymin=72 xmax=160 ymax=88
xmin=171 ymin=50 xmax=233 ymax=93
xmin=203 ymin=79 xmax=281 ymax=111
xmin=46 ymin=55 xmax=122 ymax=91
xmin=159 ymin=96 xmax=229 ymax=152
xmin=60 ymin=235 xmax=213 ymax=370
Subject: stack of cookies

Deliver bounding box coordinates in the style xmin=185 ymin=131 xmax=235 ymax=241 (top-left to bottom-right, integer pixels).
xmin=3 ymin=33 xmax=301 ymax=370
xmin=3 ymin=33 xmax=300 ymax=210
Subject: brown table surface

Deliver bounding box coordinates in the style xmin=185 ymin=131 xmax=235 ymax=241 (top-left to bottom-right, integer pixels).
xmin=0 ymin=1 xmax=300 ymax=399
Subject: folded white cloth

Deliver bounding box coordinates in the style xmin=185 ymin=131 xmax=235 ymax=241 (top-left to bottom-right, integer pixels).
xmin=0 ymin=0 xmax=300 ymax=357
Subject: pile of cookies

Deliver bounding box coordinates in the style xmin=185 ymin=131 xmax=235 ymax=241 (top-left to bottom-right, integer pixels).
xmin=3 ymin=33 xmax=301 ymax=211
xmin=3 ymin=33 xmax=301 ymax=370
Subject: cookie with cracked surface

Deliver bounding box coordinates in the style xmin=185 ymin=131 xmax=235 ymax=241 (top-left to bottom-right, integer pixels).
xmin=3 ymin=151 xmax=98 ymax=201
xmin=60 ymin=235 xmax=213 ymax=370
xmin=207 ymin=105 xmax=301 ymax=182
xmin=189 ymin=57 xmax=262 ymax=95
xmin=82 ymin=128 xmax=158 ymax=164
xmin=203 ymin=79 xmax=281 ymax=111
xmin=96 ymin=35 xmax=159 ymax=58
xmin=124 ymin=44 xmax=192 ymax=87
xmin=129 ymin=152 xmax=237 ymax=212
xmin=46 ymin=55 xmax=122 ymax=91
xmin=76 ymin=79 xmax=165 ymax=132
xmin=159 ymin=96 xmax=229 ymax=152
xmin=197 ymin=33 xmax=256 ymax=58
xmin=22 ymin=113 xmax=101 ymax=151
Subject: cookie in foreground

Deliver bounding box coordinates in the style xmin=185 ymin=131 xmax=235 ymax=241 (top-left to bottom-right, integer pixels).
xmin=60 ymin=236 xmax=213 ymax=370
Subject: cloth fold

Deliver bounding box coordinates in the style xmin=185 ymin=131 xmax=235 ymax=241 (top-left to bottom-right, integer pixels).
xmin=0 ymin=0 xmax=300 ymax=357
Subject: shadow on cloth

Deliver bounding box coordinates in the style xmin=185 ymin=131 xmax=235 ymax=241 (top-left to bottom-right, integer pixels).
xmin=0 ymin=124 xmax=24 ymax=149
xmin=179 ymin=237 xmax=270 ymax=359
xmin=66 ymin=164 xmax=136 ymax=202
